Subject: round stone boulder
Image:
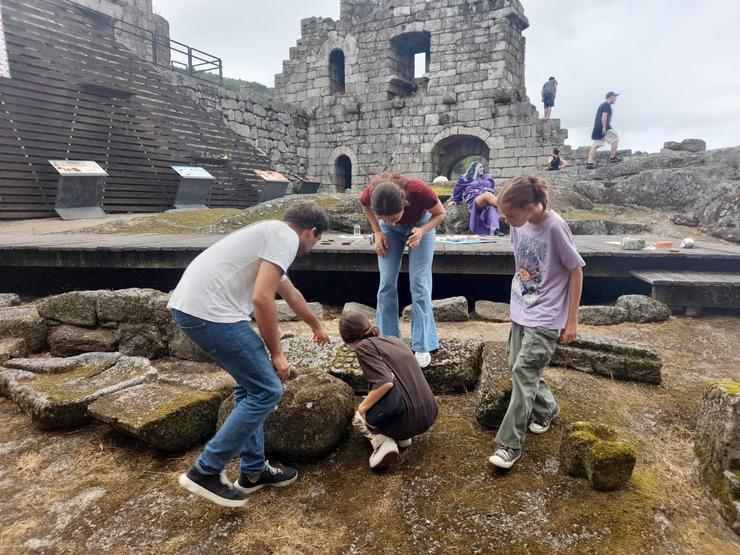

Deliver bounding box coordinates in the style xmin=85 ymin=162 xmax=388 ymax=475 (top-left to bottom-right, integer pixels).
xmin=218 ymin=367 xmax=354 ymax=458
xmin=616 ymin=295 xmax=671 ymax=323
xmin=474 ymin=301 xmax=510 ymax=322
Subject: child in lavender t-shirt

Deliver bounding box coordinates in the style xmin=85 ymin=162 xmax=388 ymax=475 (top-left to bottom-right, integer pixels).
xmin=488 ymin=176 xmax=585 ymax=471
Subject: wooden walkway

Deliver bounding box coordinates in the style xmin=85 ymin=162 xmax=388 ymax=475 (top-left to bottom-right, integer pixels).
xmin=1 ymin=233 xmax=739 ymax=277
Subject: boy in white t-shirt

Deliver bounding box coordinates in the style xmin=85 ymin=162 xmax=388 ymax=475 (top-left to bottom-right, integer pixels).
xmin=170 ymin=202 xmax=331 ymax=508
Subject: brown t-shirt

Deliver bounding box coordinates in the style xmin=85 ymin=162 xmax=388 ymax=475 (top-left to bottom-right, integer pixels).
xmin=359 ymin=178 xmax=439 ymax=225
xmin=355 ymin=336 xmax=438 ymax=439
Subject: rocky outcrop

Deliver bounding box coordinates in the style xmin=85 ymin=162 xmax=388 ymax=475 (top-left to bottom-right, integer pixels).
xmin=475 ymin=342 xmax=511 ymax=429
xmin=167 ymin=327 xmax=210 ymax=362
xmin=560 ymin=421 xmax=637 ymax=491
xmin=423 ymin=339 xmax=484 ymax=393
xmin=663 ymin=139 xmax=706 ymax=153
xmin=551 ymin=336 xmax=662 ymax=384
xmin=473 ymin=301 xmax=510 ymax=322
xmin=117 ymin=323 xmax=168 ymax=358
xmin=615 ymin=295 xmax=671 ymax=324
xmin=217 ymin=367 xmax=354 ymax=458
xmin=4 ymin=352 xmax=122 ymax=375
xmin=0 ymin=306 xmax=48 ymax=352
xmin=565 ymin=219 xmax=648 ymax=236
xmin=48 ymin=325 xmax=118 ymax=356
xmin=578 ymin=306 xmax=628 ymax=326
xmin=403 ymin=296 xmax=469 ymax=322
xmin=694 ymin=382 xmax=740 ymax=534
xmin=0 ymin=355 xmax=155 ymax=429
xmin=97 ymin=288 xmax=170 ymax=326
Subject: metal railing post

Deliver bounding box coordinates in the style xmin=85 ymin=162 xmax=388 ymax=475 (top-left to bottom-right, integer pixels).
xmin=188 ymin=47 xmax=193 ymax=75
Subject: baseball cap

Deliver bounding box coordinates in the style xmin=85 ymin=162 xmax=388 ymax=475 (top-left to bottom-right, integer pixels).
xmin=606 ymin=91 xmax=619 ymax=98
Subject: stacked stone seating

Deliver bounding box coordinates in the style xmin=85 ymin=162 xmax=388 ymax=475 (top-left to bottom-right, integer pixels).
xmin=0 ymin=0 xmax=274 ymax=219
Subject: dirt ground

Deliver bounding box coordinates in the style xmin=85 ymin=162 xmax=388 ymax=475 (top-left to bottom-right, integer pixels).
xmin=1 ymin=316 xmax=739 ymax=555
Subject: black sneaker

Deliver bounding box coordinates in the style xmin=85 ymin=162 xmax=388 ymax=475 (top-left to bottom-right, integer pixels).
xmin=609 ymin=156 xmax=623 ymax=163
xmin=234 ymin=461 xmax=298 ymax=493
xmin=178 ymin=466 xmax=247 ymax=508
xmin=585 ymin=162 xmax=596 ymax=170
xmin=529 ymin=407 xmax=560 ymax=435
xmin=488 ymin=447 xmax=522 ymax=469
xmin=493 ymin=229 xmax=506 ymax=237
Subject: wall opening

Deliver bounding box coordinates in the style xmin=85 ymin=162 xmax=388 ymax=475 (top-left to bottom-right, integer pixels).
xmin=388 ymin=31 xmax=430 ymax=97
xmin=335 ymin=155 xmax=352 ymax=191
xmin=329 ymin=49 xmax=346 ymax=94
xmin=431 ymin=135 xmax=490 ymax=179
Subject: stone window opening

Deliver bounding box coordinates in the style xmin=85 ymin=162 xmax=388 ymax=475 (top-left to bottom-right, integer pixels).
xmin=388 ymin=31 xmax=430 ymax=98
xmin=431 ymin=135 xmax=490 ymax=179
xmin=335 ymin=155 xmax=352 ymax=191
xmin=329 ymin=49 xmax=346 ymax=94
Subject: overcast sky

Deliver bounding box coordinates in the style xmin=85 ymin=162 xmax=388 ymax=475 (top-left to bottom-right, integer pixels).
xmin=153 ymin=0 xmax=740 ymax=152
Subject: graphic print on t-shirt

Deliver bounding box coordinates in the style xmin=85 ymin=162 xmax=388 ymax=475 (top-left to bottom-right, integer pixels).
xmin=512 ymin=234 xmax=548 ymax=307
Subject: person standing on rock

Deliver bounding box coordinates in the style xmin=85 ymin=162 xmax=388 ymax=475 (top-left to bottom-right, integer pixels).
xmin=586 ymin=91 xmax=622 ymax=169
xmin=541 ymin=76 xmax=558 ymax=120
xmin=340 ymin=311 xmax=438 ymax=471
xmin=449 ymin=161 xmax=504 ymax=237
xmin=168 ymin=202 xmax=331 ymax=507
xmin=488 ymin=176 xmax=584 ymax=470
xmin=360 ymin=172 xmax=446 ymax=369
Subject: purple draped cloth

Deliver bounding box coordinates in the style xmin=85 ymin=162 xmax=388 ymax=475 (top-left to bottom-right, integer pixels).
xmin=451 ymin=173 xmax=499 ymax=235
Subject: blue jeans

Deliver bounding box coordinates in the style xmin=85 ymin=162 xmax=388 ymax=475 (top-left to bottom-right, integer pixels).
xmin=171 ymin=309 xmax=283 ymax=476
xmin=377 ymin=214 xmax=439 ymax=353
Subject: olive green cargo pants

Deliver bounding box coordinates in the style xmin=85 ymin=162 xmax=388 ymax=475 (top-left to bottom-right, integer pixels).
xmin=495 ymin=322 xmax=560 ymax=449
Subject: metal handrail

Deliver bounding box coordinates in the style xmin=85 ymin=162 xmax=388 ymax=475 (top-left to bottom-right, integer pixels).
xmin=111 ymin=18 xmax=223 ymax=84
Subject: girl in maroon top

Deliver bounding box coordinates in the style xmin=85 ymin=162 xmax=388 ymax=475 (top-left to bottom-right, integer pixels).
xmin=359 ymin=173 xmax=446 ymax=368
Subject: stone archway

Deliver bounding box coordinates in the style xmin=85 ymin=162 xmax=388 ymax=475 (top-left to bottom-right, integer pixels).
xmin=431 ymin=135 xmax=491 ymax=178
xmin=335 ymin=155 xmax=352 ymax=191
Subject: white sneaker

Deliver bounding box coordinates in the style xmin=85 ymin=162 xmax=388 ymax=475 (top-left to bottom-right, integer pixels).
xmin=369 ymin=435 xmax=399 ymax=470
xmin=397 ymin=438 xmax=412 ymax=449
xmin=415 ymin=351 xmax=432 ymax=368
xmin=488 ymin=447 xmax=522 ymax=469
xmin=529 ymin=407 xmax=560 ymax=435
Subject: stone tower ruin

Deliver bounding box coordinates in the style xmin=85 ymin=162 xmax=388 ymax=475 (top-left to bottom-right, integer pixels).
xmin=274 ymin=0 xmax=569 ymax=191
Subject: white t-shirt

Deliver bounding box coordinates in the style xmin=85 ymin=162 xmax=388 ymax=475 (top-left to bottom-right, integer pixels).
xmin=167 ymin=220 xmax=299 ymax=323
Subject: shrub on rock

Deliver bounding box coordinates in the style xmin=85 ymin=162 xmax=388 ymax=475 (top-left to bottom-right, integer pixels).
xmin=560 ymin=421 xmax=637 ymax=491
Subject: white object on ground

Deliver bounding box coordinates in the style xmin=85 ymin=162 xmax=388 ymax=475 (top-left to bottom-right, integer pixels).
xmin=680 ymin=237 xmax=695 ymax=249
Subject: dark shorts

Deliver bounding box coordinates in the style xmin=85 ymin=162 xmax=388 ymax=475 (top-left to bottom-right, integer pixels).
xmin=365 ymin=385 xmax=405 ymax=432
xmin=543 ymin=92 xmax=555 ymax=108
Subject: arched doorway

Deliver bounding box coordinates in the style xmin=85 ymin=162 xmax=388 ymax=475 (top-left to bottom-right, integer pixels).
xmin=335 ymin=155 xmax=352 ymax=191
xmin=329 ymin=49 xmax=345 ymax=94
xmin=431 ymin=135 xmax=490 ymax=179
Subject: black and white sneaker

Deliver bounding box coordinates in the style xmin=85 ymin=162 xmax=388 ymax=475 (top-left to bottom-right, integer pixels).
xmin=178 ymin=466 xmax=247 ymax=508
xmin=489 ymin=447 xmax=522 ymax=469
xmin=585 ymin=162 xmax=596 ymax=170
xmin=529 ymin=407 xmax=560 ymax=435
xmin=234 ymin=461 xmax=298 ymax=493
xmin=609 ymin=156 xmax=623 ymax=163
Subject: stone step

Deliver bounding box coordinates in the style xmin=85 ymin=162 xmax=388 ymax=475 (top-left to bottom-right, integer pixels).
xmin=475 ymin=341 xmax=511 ymax=429
xmin=88 ymin=382 xmax=229 ymax=452
xmin=0 ymin=355 xmax=156 ymax=429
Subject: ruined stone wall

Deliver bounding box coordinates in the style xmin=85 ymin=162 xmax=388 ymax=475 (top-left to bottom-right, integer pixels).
xmin=274 ymin=0 xmax=569 ymax=191
xmin=165 ymin=73 xmax=310 ymax=178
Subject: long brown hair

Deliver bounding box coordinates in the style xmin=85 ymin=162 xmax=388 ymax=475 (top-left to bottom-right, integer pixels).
xmin=499 ymin=175 xmax=550 ymax=210
xmin=366 ymin=172 xmax=409 ymax=217
xmin=339 ymin=311 xmax=379 ymax=344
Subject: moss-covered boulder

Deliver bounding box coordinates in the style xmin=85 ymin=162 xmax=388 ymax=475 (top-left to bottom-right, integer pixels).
xmin=550 ymin=335 xmax=662 ymax=384
xmin=97 ymin=288 xmax=170 ymax=326
xmin=0 ymin=338 xmax=28 ymax=365
xmin=616 ymin=295 xmax=671 ymax=324
xmin=560 ymin=421 xmax=637 ymax=491
xmin=1 ymin=355 xmax=156 ymax=429
xmin=281 ymin=337 xmax=368 ymax=392
xmin=425 ymin=339 xmax=484 ymax=393
xmin=154 ymin=358 xmax=234 ymax=393
xmin=475 ymin=341 xmax=511 ymax=428
xmin=694 ymin=382 xmax=740 ymax=534
xmin=217 ymin=367 xmax=354 ymax=458
xmin=36 ymin=291 xmax=101 ymax=327
xmin=88 ymin=382 xmax=229 ymax=452
xmin=48 ymin=325 xmax=118 ymax=356
xmin=0 ymin=306 xmax=48 ymax=352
